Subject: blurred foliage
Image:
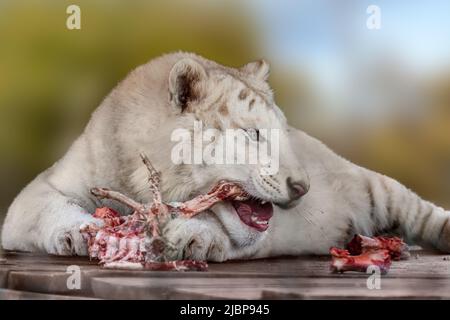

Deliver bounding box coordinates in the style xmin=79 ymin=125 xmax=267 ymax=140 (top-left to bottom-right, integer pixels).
xmin=0 ymin=0 xmax=265 ymax=215
xmin=328 ymin=72 xmax=450 ymax=207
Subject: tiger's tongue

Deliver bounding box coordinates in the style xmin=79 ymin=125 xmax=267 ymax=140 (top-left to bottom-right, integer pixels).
xmin=231 ymin=199 xmax=273 ymax=231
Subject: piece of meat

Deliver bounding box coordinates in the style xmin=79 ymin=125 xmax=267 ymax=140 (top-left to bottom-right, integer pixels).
xmin=329 ymin=234 xmax=409 ymax=274
xmin=346 ymin=234 xmax=410 ymax=260
xmin=330 ymin=247 xmax=391 ymax=274
xmin=80 ymin=153 xmax=247 ymax=271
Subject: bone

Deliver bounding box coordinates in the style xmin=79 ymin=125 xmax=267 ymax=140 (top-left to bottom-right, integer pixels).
xmin=82 ymin=154 xmax=249 ymax=271
xmin=81 ymin=154 xmax=232 ymax=270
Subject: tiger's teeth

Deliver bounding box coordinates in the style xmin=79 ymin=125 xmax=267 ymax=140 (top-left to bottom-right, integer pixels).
xmin=250 ymin=215 xmax=268 ymax=225
xmin=261 ymin=200 xmax=266 ymax=205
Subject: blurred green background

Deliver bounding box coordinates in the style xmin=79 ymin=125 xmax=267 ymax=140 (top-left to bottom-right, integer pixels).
xmin=1 ymin=0 xmax=450 ymax=226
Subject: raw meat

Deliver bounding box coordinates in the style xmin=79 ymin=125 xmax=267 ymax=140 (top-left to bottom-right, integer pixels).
xmin=330 ymin=234 xmax=409 ymax=274
xmin=80 ymin=153 xmax=247 ymax=271
xmin=346 ymin=234 xmax=410 ymax=260
xmin=330 ymin=247 xmax=391 ymax=274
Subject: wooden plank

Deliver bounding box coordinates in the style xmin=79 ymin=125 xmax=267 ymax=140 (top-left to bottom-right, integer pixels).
xmin=260 ymin=278 xmax=450 ymax=299
xmin=2 ymin=249 xmax=450 ymax=299
xmin=5 ymin=268 xmax=196 ymax=297
xmin=208 ymin=251 xmax=450 ymax=279
xmin=7 ymin=270 xmax=93 ymax=296
xmin=2 ymin=250 xmax=450 ymax=279
xmin=0 ymin=257 xmax=9 ymax=287
xmin=173 ymin=288 xmax=263 ymax=300
xmin=0 ymin=288 xmax=96 ymax=300
xmin=0 ymin=269 xmax=9 ymax=288
xmin=89 ymin=276 xmax=450 ymax=299
xmin=90 ymin=277 xmax=290 ymax=299
xmin=1 ymin=251 xmax=98 ymax=267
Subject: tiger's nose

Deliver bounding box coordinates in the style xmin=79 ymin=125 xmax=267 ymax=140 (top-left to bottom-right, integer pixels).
xmin=287 ymin=177 xmax=309 ymax=200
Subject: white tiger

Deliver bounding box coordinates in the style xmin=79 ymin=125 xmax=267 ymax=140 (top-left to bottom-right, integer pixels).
xmin=2 ymin=52 xmax=450 ymax=260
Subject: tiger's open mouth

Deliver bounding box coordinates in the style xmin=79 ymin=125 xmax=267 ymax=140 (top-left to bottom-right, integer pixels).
xmin=231 ymin=197 xmax=274 ymax=232
xmin=211 ymin=181 xmax=274 ymax=232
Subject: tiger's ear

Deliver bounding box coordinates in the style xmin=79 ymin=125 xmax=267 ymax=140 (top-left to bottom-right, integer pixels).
xmin=240 ymin=59 xmax=270 ymax=81
xmin=169 ymin=58 xmax=207 ymax=112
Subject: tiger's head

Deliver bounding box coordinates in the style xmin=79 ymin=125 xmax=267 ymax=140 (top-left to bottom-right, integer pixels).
xmin=124 ymin=52 xmax=309 ymax=249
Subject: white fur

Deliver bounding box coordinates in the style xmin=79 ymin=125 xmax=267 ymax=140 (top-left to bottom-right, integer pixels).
xmin=2 ymin=52 xmax=450 ymax=259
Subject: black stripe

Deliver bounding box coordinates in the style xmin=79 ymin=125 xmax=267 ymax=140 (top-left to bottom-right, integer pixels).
xmin=409 ymin=196 xmax=424 ymax=233
xmin=400 ymin=191 xmax=414 ymax=230
xmin=367 ymin=179 xmax=376 ymax=222
xmin=417 ymin=205 xmax=434 ymax=240
xmin=380 ymin=177 xmax=394 ymax=221
xmin=345 ymin=218 xmax=355 ymax=240
xmin=438 ymin=216 xmax=450 ymax=241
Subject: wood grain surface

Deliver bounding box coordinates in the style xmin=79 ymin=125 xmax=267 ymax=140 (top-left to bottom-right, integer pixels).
xmin=1 ymin=249 xmax=449 ymax=299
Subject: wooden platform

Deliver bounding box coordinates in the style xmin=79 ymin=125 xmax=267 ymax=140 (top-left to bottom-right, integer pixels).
xmin=1 ymin=249 xmax=450 ymax=299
